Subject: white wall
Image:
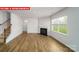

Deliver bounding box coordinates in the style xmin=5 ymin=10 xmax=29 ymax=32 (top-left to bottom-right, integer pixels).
xmin=6 ymin=13 xmax=23 ymax=43
xmin=0 ymin=11 xmax=10 ymax=34
xmin=38 ymin=17 xmax=50 ymax=35
xmin=24 ymin=18 xmax=38 ymax=33
xmin=49 ymin=8 xmax=79 ymax=51
xmin=0 ymin=25 xmax=3 ymax=34
xmin=0 ymin=11 xmax=9 ymax=24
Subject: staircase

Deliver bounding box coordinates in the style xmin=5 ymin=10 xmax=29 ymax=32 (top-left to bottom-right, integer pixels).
xmin=0 ymin=20 xmax=11 ymax=43
xmin=0 ymin=33 xmax=5 ymax=43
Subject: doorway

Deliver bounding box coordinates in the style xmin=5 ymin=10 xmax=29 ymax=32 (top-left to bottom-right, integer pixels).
xmin=23 ymin=20 xmax=28 ymax=32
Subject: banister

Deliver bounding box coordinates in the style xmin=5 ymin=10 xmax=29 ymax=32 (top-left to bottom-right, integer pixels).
xmin=0 ymin=19 xmax=10 ymax=26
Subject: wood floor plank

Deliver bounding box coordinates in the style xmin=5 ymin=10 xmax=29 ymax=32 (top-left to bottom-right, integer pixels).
xmin=0 ymin=32 xmax=73 ymax=52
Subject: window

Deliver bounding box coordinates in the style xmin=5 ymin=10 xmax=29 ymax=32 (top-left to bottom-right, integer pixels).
xmin=51 ymin=16 xmax=68 ymax=34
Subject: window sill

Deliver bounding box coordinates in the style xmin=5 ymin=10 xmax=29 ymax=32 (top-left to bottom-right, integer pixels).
xmin=52 ymin=31 xmax=68 ymax=36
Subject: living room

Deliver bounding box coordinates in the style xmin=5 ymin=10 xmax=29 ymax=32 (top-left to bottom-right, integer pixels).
xmin=0 ymin=7 xmax=79 ymax=52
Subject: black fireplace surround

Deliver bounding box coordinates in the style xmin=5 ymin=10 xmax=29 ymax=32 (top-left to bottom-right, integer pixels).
xmin=40 ymin=28 xmax=47 ymax=36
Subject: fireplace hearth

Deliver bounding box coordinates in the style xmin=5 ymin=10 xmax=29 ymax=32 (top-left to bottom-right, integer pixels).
xmin=40 ymin=28 xmax=47 ymax=36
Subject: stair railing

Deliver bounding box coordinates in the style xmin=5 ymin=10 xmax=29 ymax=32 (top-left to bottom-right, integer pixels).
xmin=0 ymin=19 xmax=11 ymax=43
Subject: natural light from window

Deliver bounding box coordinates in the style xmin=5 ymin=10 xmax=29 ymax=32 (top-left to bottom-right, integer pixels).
xmin=51 ymin=16 xmax=68 ymax=34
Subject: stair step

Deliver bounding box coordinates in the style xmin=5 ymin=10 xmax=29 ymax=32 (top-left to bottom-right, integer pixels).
xmin=0 ymin=39 xmax=4 ymax=43
xmin=0 ymin=35 xmax=4 ymax=37
xmin=0 ymin=37 xmax=4 ymax=39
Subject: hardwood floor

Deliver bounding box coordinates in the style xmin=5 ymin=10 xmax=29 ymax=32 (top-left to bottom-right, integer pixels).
xmin=0 ymin=32 xmax=73 ymax=52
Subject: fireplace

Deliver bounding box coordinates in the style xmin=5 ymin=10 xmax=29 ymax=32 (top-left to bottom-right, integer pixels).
xmin=40 ymin=28 xmax=47 ymax=36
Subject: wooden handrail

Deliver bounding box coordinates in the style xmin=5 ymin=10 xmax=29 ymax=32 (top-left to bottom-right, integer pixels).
xmin=0 ymin=19 xmax=11 ymax=43
xmin=0 ymin=19 xmax=10 ymax=25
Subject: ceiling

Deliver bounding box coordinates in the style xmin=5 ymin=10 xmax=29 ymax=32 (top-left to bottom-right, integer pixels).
xmin=7 ymin=7 xmax=65 ymax=18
